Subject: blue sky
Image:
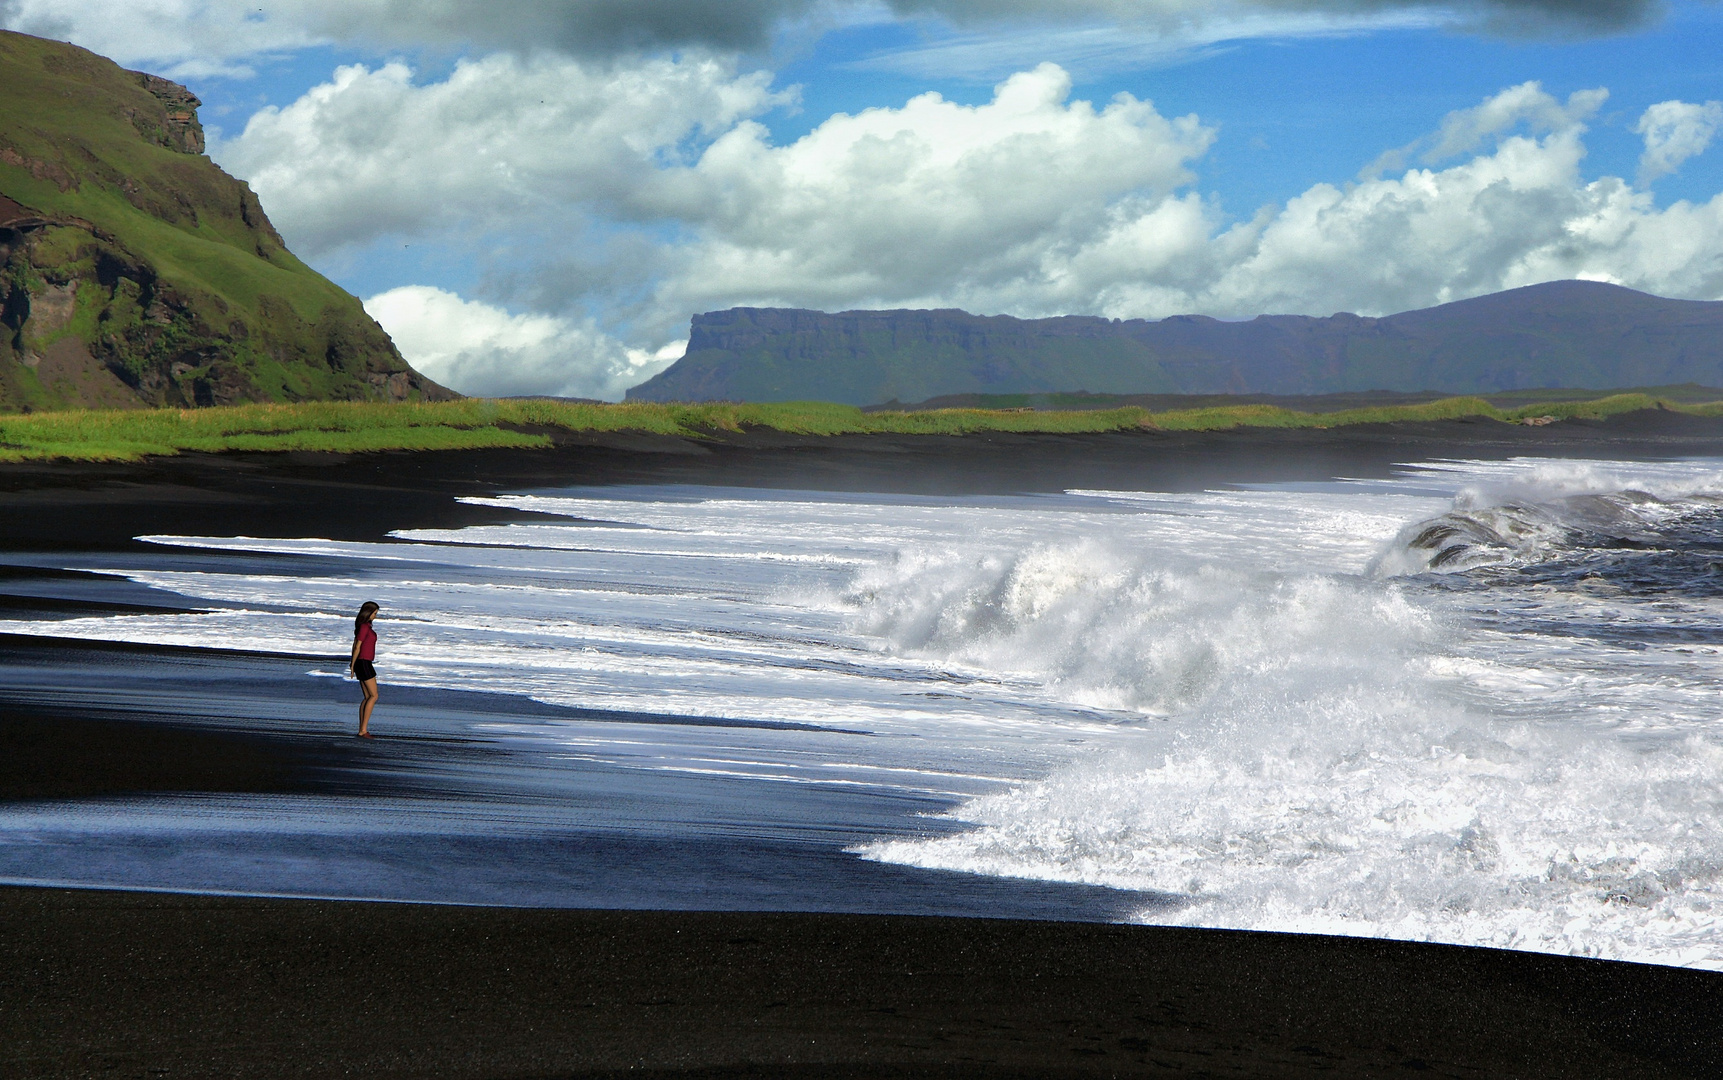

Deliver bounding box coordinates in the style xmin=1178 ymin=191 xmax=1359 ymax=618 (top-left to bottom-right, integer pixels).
xmin=7 ymin=1 xmax=1723 ymax=396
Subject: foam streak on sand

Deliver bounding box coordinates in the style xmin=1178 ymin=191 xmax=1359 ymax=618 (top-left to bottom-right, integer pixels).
xmin=7 ymin=459 xmax=1723 ymax=966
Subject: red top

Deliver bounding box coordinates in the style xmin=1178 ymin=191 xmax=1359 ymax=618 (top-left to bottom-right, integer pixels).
xmin=356 ymin=622 xmax=377 ymax=661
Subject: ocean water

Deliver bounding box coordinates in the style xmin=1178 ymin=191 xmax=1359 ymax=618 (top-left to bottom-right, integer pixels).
xmin=6 ymin=455 xmax=1723 ymax=966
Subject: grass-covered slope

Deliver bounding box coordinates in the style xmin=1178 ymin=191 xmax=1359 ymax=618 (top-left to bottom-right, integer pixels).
xmin=0 ymin=30 xmax=451 ymax=412
xmin=0 ymin=392 xmax=1717 ymax=462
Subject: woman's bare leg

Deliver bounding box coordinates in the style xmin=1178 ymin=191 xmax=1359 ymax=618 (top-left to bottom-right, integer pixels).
xmin=358 ymin=678 xmax=379 ymax=737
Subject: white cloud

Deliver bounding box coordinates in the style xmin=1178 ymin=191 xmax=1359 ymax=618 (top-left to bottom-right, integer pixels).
xmin=652 ymin=63 xmax=1215 ymax=315
xmin=1360 ymin=81 xmax=1605 ymax=177
xmin=364 ymin=286 xmax=682 ymax=400
xmin=1197 ymin=131 xmax=1643 ymax=315
xmin=1636 ymin=99 xmax=1723 ymax=186
xmin=218 ymin=51 xmax=792 ymax=257
xmin=1423 ymin=81 xmax=1605 ymax=161
xmin=843 ymin=7 xmax=1445 ymax=81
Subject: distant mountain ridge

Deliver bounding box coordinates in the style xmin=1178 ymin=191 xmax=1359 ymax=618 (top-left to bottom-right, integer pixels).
xmin=0 ymin=30 xmax=450 ymax=411
xmin=627 ymin=282 xmax=1723 ymax=406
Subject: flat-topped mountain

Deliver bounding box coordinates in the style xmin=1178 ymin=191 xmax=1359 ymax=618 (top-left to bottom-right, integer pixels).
xmin=0 ymin=30 xmax=450 ymax=411
xmin=627 ymin=282 xmax=1723 ymax=405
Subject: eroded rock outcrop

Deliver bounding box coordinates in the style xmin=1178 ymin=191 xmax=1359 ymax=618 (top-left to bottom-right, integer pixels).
xmin=131 ymin=71 xmax=205 ymax=154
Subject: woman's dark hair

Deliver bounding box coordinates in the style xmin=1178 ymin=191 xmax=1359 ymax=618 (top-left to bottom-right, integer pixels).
xmin=355 ymin=601 xmax=380 ymax=636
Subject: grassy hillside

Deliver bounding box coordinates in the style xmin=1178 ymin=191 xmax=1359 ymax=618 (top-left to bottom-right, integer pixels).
xmin=0 ymin=393 xmax=1716 ymax=462
xmin=0 ymin=30 xmax=448 ymax=411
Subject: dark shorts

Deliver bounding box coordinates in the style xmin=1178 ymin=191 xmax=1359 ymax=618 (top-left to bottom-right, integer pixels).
xmin=353 ymin=659 xmax=377 ymax=682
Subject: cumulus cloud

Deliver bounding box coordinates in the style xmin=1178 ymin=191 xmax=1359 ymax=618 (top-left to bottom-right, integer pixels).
xmin=1423 ymin=81 xmax=1605 ymax=160
xmin=237 ymin=59 xmax=1723 ymax=398
xmin=364 ymin=286 xmax=682 ymax=399
xmin=228 ymin=55 xmax=1215 ymax=330
xmin=0 ymin=0 xmax=1671 ymax=75
xmin=217 ymin=51 xmax=791 ymax=257
xmin=1636 ymin=99 xmax=1723 ymax=186
xmin=1359 ymin=80 xmax=1604 ymax=176
xmin=650 ymin=63 xmax=1214 ymax=315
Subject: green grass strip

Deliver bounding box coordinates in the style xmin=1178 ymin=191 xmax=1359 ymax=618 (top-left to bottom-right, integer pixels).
xmin=2 ymin=393 xmax=1721 ymax=462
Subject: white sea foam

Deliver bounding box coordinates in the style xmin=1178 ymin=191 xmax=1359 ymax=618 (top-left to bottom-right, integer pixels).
xmin=851 ymin=459 xmax=1723 ymax=967
xmin=848 ymin=537 xmax=1432 ymax=715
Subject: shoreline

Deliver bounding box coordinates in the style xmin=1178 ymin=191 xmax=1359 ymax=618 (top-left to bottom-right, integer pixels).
xmin=8 ymin=412 xmax=1723 ymax=552
xmin=0 ymin=633 xmax=1153 ymax=921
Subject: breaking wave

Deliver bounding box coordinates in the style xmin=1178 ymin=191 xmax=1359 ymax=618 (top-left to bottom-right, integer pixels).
xmin=855 ymin=463 xmax=1723 ymax=967
xmin=848 ymin=538 xmax=1432 ymax=717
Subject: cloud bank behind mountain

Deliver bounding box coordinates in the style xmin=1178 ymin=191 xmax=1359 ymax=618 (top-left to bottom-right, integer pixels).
xmin=216 ymin=60 xmax=1723 ymax=398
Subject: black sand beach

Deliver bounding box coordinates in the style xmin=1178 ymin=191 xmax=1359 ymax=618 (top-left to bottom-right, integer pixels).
xmin=5 ymin=885 xmax=1721 ymax=1079
xmin=7 ymin=414 xmax=1723 ymax=1077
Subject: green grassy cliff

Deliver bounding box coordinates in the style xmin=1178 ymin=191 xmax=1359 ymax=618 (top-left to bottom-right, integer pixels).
xmin=0 ymin=30 xmax=451 ymax=412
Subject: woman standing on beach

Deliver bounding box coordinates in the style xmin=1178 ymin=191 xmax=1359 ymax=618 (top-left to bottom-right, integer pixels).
xmin=349 ymin=601 xmax=380 ymax=738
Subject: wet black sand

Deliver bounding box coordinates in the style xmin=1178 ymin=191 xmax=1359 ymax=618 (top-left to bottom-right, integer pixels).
xmin=0 ymin=635 xmax=1157 ymax=919
xmin=6 ymin=413 xmax=1723 ymax=1077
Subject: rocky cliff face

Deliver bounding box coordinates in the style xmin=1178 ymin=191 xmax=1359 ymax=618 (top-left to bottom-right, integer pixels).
xmin=131 ymin=71 xmax=206 ymax=154
xmin=0 ymin=30 xmax=453 ymax=412
xmin=627 ymin=282 xmax=1723 ymax=405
